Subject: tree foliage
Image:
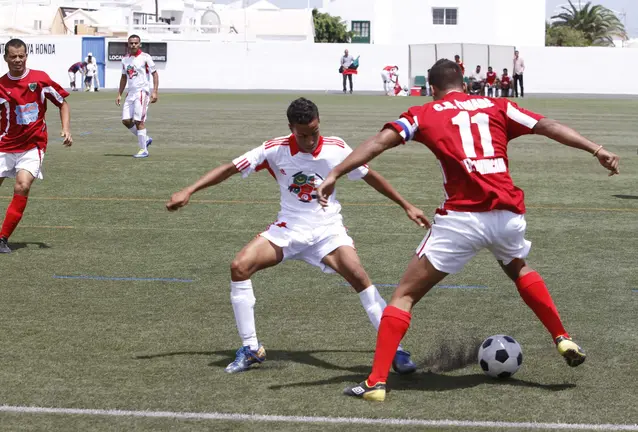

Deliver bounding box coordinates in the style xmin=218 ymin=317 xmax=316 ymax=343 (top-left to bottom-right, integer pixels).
xmin=550 ymin=0 xmax=627 ymax=46
xmin=546 ymin=22 xmax=590 ymax=46
xmin=312 ymin=8 xmax=352 ymax=43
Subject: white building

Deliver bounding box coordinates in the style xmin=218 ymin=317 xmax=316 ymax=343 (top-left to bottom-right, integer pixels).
xmin=320 ymin=0 xmax=546 ymax=47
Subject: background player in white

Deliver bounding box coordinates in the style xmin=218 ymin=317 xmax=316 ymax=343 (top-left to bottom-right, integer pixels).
xmin=166 ymin=98 xmax=430 ymax=374
xmin=116 ymin=34 xmax=158 ymax=158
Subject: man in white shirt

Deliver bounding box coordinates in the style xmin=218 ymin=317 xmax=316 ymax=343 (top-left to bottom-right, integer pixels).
xmin=468 ymin=65 xmax=486 ymax=95
xmin=116 ymin=35 xmax=159 ymax=158
xmin=513 ymin=50 xmax=525 ymax=98
xmin=340 ymin=49 xmax=354 ymax=94
xmin=84 ymin=52 xmax=100 ymax=92
xmin=166 ymin=97 xmax=429 ymax=375
xmin=84 ymin=54 xmax=97 ymax=92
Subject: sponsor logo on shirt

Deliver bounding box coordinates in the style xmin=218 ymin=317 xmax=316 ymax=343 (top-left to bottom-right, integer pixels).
xmin=15 ymin=103 xmax=39 ymax=125
xmin=126 ymin=65 xmax=138 ymax=79
xmin=288 ymin=171 xmax=323 ymax=203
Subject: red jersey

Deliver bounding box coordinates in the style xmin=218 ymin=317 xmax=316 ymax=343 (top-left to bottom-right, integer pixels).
xmin=501 ymin=75 xmax=511 ymax=87
xmin=486 ymin=71 xmax=497 ymax=85
xmin=385 ymin=91 xmax=544 ymax=214
xmin=456 ymin=61 xmax=465 ymax=75
xmin=0 ymin=69 xmax=68 ymax=153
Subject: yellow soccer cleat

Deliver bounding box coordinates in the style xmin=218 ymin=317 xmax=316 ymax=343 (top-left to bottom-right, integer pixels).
xmin=556 ymin=335 xmax=586 ymax=367
xmin=343 ymin=380 xmax=386 ymax=401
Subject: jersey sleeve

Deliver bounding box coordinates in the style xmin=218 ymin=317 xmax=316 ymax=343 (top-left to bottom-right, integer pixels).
xmin=232 ymin=144 xmax=268 ymax=178
xmin=146 ymin=54 xmax=157 ymax=74
xmin=382 ymin=106 xmax=421 ymax=143
xmin=505 ymin=100 xmax=544 ymax=140
xmin=342 ymin=143 xmax=369 ymax=181
xmin=40 ymin=73 xmax=69 ymax=107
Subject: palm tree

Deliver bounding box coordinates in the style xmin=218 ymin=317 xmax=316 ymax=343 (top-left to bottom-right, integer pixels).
xmin=551 ymin=0 xmax=627 ymax=46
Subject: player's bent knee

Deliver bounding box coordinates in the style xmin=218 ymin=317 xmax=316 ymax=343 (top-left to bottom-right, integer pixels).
xmin=14 ymin=182 xmax=31 ymax=196
xmin=230 ymin=257 xmax=255 ymax=281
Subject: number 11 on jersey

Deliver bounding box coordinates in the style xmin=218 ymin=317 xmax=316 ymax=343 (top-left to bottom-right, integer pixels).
xmin=451 ymin=111 xmax=495 ymax=158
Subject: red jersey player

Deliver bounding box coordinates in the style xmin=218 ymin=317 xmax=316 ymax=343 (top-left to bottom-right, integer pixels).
xmin=485 ymin=66 xmax=497 ymax=97
xmin=318 ymin=59 xmax=620 ymax=401
xmin=500 ymin=68 xmax=512 ymax=97
xmin=0 ymin=38 xmax=72 ymax=254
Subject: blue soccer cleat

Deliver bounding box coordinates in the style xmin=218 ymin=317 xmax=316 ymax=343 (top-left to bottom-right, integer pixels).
xmin=146 ymin=137 xmax=153 ymax=148
xmin=392 ymin=349 xmax=417 ymax=375
xmin=225 ymin=345 xmax=266 ymax=374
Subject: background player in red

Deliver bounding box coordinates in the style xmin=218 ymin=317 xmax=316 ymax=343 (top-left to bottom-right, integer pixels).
xmin=485 ymin=66 xmax=497 ymax=97
xmin=500 ymin=68 xmax=512 ymax=97
xmin=317 ymin=59 xmax=620 ymax=401
xmin=0 ymin=38 xmax=72 ymax=254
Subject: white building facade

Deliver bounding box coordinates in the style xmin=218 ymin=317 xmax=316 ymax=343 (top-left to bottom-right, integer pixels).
xmin=321 ymin=0 xmax=546 ymax=47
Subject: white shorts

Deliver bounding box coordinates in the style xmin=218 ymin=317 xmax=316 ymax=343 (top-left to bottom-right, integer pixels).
xmin=416 ymin=210 xmax=531 ymax=274
xmin=0 ymin=147 xmax=44 ymax=179
xmin=381 ymin=71 xmax=390 ymax=82
xmin=122 ymin=90 xmax=150 ymax=122
xmin=260 ymin=218 xmax=354 ymax=274
xmin=68 ymin=71 xmax=78 ymax=81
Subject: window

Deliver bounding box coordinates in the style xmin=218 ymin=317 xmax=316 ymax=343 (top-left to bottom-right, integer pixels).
xmin=33 ymin=20 xmax=42 ymax=30
xmin=351 ymin=20 xmax=370 ymax=44
xmin=433 ymin=8 xmax=458 ymax=25
xmin=74 ymin=19 xmax=84 ymax=26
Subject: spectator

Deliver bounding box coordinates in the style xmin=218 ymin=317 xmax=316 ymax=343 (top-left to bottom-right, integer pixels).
xmin=513 ymin=50 xmax=525 ymax=97
xmin=340 ymin=49 xmax=354 ymax=94
xmin=381 ymin=65 xmax=398 ymax=96
xmin=468 ymin=65 xmax=485 ymax=95
xmin=454 ymin=54 xmax=465 ymax=76
xmin=85 ymin=52 xmax=100 ymax=92
xmin=500 ymin=68 xmax=512 ymax=97
xmin=84 ymin=56 xmax=97 ymax=92
xmin=67 ymin=61 xmax=85 ymax=91
xmin=485 ymin=66 xmax=497 ymax=97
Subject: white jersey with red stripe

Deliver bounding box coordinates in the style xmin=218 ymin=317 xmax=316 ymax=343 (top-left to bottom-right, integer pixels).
xmin=384 ymin=91 xmax=544 ymax=214
xmin=232 ymin=134 xmax=369 ymax=225
xmin=121 ymin=50 xmax=156 ymax=94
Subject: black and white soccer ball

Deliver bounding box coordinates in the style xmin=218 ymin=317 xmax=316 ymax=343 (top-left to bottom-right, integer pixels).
xmin=478 ymin=334 xmax=523 ymax=379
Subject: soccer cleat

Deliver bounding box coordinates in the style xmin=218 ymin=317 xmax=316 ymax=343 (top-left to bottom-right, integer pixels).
xmin=133 ymin=149 xmax=149 ymax=158
xmin=146 ymin=137 xmax=153 ymax=148
xmin=556 ymin=335 xmax=586 ymax=367
xmin=392 ymin=349 xmax=417 ymax=375
xmin=225 ymin=345 xmax=266 ymax=374
xmin=343 ymin=380 xmax=386 ymax=401
xmin=0 ymin=237 xmax=11 ymax=254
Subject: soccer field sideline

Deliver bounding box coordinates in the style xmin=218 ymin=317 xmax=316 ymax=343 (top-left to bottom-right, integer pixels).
xmin=0 ymin=405 xmax=637 ymax=431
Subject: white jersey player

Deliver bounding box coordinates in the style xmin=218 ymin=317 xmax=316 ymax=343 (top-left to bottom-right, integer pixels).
xmin=116 ymin=34 xmax=159 ymax=159
xmin=166 ymin=98 xmax=430 ymax=375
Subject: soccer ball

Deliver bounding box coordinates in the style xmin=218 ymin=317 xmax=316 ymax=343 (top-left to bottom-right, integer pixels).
xmin=478 ymin=334 xmax=523 ymax=379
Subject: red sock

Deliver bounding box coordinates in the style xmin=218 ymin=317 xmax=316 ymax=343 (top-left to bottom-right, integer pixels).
xmin=367 ymin=306 xmax=411 ymax=386
xmin=516 ymin=271 xmax=568 ymax=341
xmin=0 ymin=194 xmax=28 ymax=239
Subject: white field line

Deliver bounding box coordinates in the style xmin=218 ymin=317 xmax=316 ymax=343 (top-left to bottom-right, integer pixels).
xmin=0 ymin=405 xmax=636 ymax=430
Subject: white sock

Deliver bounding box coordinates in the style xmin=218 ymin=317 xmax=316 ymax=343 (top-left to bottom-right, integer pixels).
xmin=136 ymin=128 xmax=148 ymax=150
xmin=358 ymin=285 xmax=403 ymax=352
xmin=230 ymin=280 xmax=259 ymax=350
xmin=128 ymin=126 xmax=138 ymax=136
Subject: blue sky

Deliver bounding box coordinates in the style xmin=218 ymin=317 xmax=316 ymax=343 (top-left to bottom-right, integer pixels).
xmin=217 ymin=0 xmax=638 ymax=37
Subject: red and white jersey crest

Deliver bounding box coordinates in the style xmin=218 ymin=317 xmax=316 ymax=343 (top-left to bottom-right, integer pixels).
xmin=232 ymin=134 xmax=369 ymax=224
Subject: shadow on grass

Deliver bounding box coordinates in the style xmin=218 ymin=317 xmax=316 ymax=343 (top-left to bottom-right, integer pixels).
xmin=9 ymin=241 xmax=51 ymax=251
xmin=103 ymin=154 xmax=135 ymax=157
xmin=269 ymin=371 xmax=576 ymax=392
xmin=135 ymin=349 xmax=374 ymax=374
xmin=612 ymin=194 xmax=638 ymax=200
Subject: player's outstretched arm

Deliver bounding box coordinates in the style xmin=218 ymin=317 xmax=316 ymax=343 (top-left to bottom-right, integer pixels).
xmin=59 ymin=101 xmax=72 ymax=147
xmin=317 ymin=128 xmax=403 ymax=206
xmin=166 ymin=162 xmax=240 ymax=211
xmin=534 ymin=118 xmax=620 ymax=176
xmin=362 ymin=169 xmax=430 ymax=228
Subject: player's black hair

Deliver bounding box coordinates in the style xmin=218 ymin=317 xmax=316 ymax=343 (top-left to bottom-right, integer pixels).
xmin=128 ymin=34 xmax=141 ymax=42
xmin=4 ymin=38 xmax=27 ymax=56
xmin=428 ymin=59 xmax=463 ymax=91
xmin=287 ymin=97 xmax=319 ymax=125
xmin=503 ymin=68 xmax=508 ymax=72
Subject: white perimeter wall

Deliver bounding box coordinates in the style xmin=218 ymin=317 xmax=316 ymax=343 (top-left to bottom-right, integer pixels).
xmin=2 ymin=37 xmax=638 ymax=95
